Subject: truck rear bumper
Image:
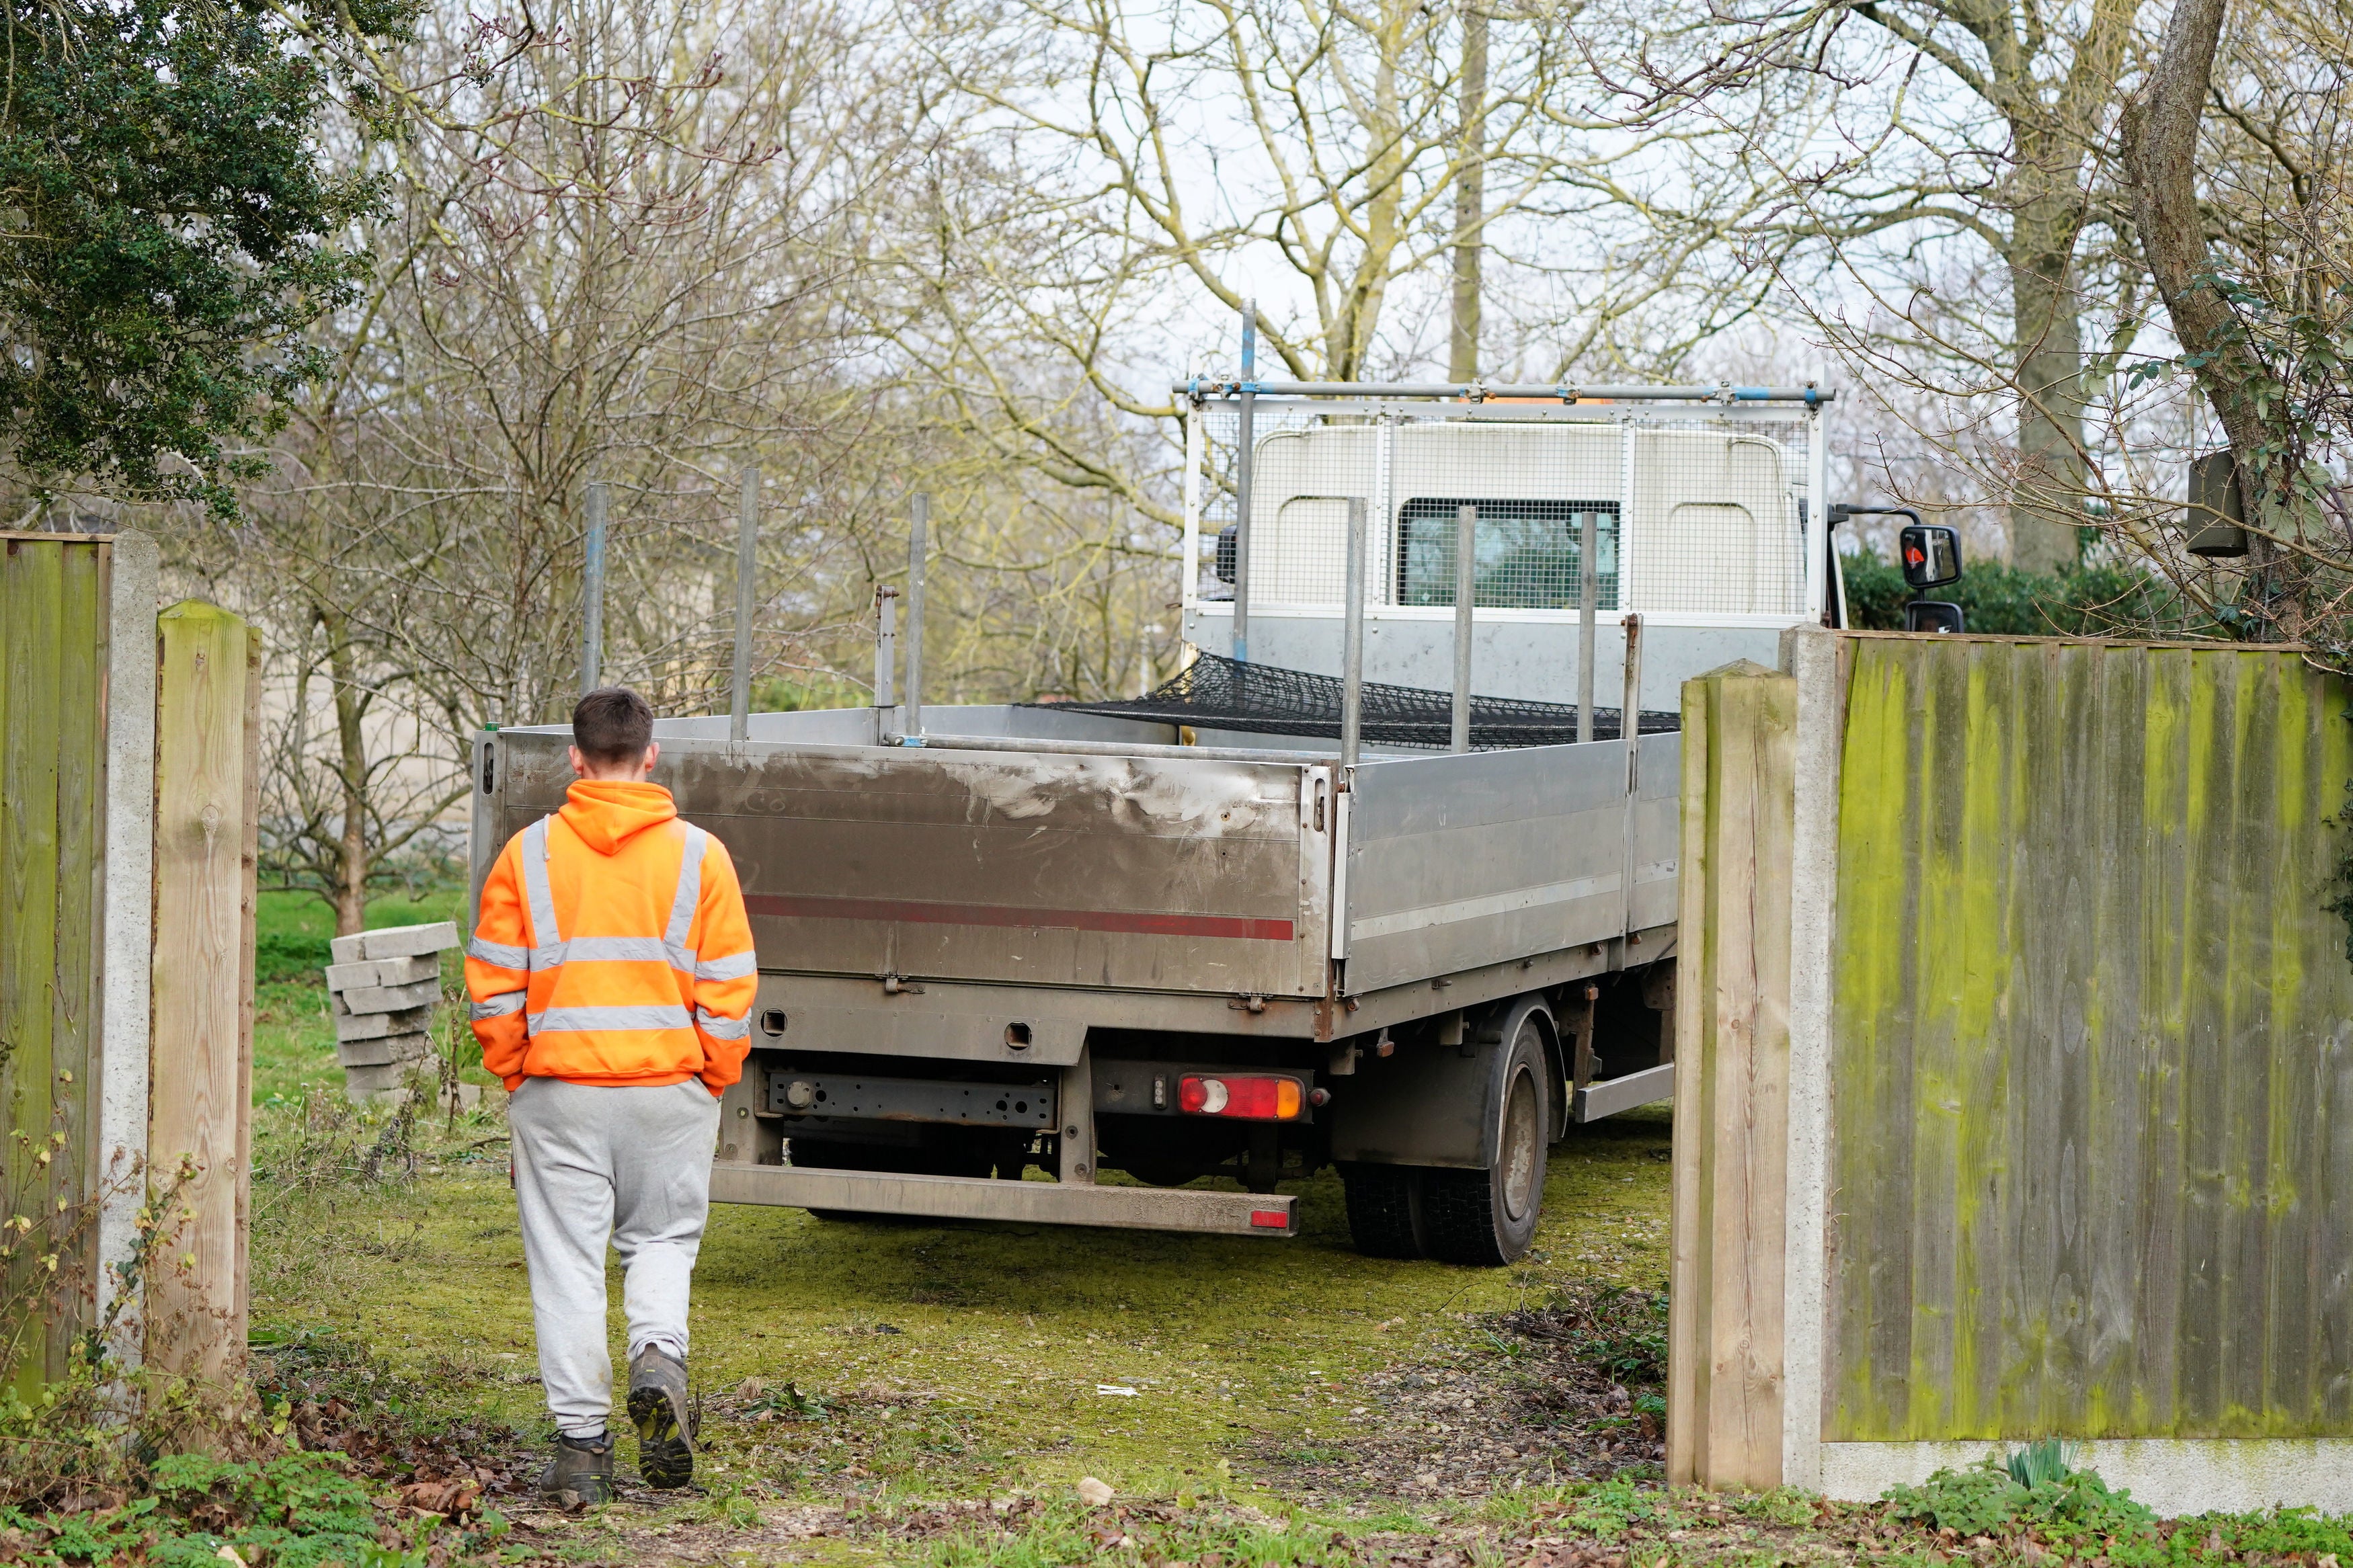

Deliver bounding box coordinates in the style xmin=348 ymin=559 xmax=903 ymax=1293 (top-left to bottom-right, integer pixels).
xmin=709 ymin=1162 xmax=1299 ymax=1237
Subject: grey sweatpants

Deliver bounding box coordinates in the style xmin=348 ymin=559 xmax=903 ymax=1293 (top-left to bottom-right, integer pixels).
xmin=508 ymin=1077 xmax=723 ymax=1438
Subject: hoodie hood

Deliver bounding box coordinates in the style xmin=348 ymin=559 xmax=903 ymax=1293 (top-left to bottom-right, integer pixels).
xmin=559 ymin=780 xmax=679 ymax=855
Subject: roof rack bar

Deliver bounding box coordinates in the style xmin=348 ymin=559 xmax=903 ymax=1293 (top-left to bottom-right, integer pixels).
xmin=1174 ymin=380 xmax=1833 ymax=405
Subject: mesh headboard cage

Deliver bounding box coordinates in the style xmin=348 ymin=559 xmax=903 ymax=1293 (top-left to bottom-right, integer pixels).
xmin=1187 ymin=397 xmax=1825 ymax=621
xmin=1031 ymin=654 xmax=1679 ymax=751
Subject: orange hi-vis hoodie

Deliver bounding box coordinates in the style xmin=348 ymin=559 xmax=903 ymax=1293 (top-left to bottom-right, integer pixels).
xmin=466 ymin=780 xmax=758 ymax=1096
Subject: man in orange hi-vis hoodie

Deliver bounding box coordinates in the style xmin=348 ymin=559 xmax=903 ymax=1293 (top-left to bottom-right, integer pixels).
xmin=467 ymin=686 xmax=756 ymax=1504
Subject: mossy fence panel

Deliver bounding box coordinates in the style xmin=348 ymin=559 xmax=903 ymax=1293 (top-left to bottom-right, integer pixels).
xmin=1670 ymin=629 xmax=2353 ymax=1514
xmin=0 ymin=532 xmax=257 ymax=1395
xmin=2 ymin=535 xmax=109 ymax=1389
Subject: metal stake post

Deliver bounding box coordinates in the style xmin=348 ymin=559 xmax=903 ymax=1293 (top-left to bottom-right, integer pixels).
xmin=1342 ymin=497 xmax=1366 ymax=768
xmin=873 ymin=587 xmax=897 ymax=716
xmin=1620 ymin=613 xmax=1643 ymax=756
xmin=1618 ymin=610 xmax=1645 ymax=953
xmin=730 ymin=466 xmax=758 ymax=742
xmin=1232 ymin=300 xmax=1257 ymax=663
xmin=1577 ymin=509 xmax=1598 ymax=743
xmin=905 ymin=494 xmax=928 ymax=739
xmin=580 ymin=481 xmax=607 ymax=695
xmin=1451 ymin=502 xmax=1475 ymax=753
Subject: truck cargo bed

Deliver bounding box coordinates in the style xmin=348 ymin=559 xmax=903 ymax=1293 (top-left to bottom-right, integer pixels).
xmin=474 ymin=706 xmax=1677 ymax=1016
xmin=469 ymin=696 xmax=1679 ymax=1249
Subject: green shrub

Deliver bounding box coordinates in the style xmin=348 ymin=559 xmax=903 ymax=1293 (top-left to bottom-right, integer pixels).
xmin=1 ymin=1450 xmax=393 ymax=1567
xmin=1840 ymin=548 xmax=2219 ymax=638
xmin=1885 ymin=1458 xmax=2030 ymax=1535
xmin=1884 ymin=1448 xmax=2159 ymax=1546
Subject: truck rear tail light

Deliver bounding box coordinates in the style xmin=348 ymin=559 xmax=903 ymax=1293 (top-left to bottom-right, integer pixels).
xmin=1177 ymin=1073 xmax=1303 ymax=1120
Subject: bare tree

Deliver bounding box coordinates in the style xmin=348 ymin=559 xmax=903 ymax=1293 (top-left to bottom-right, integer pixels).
xmin=1685 ymin=0 xmax=2145 ymax=567
xmin=877 ymin=0 xmax=1790 ymax=429
xmin=190 ymin=0 xmax=919 ymax=930
xmin=2117 ymin=0 xmax=2353 ymax=652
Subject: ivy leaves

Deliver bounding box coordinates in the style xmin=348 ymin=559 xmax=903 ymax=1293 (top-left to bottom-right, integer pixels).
xmin=0 ymin=0 xmax=413 ymax=515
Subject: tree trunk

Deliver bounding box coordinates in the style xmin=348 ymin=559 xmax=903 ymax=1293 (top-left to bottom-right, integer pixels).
xmin=2120 ymin=0 xmax=2297 ymax=634
xmin=2005 ymin=169 xmax=2091 ymax=575
xmin=1449 ymin=1 xmax=1486 ymax=384
xmin=323 ymin=607 xmax=370 ymax=938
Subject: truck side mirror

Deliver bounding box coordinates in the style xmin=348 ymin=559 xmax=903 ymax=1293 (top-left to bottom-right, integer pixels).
xmin=1905 ymin=601 xmax=1964 ymax=634
xmin=1899 ymin=524 xmax=1962 ymax=589
xmin=1215 ymin=523 xmax=1239 ymax=583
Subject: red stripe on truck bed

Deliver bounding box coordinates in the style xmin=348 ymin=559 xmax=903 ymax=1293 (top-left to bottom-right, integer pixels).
xmin=743 ymin=893 xmax=1296 ymax=942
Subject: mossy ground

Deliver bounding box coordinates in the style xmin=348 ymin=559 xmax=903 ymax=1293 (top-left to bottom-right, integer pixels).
xmin=252 ymin=1075 xmax=1674 ymax=1503
xmin=249 ymin=886 xmax=1675 ymax=1510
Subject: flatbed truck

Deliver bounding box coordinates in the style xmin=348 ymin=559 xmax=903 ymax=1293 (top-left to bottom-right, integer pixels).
xmin=469 ymin=381 xmax=1838 ymax=1263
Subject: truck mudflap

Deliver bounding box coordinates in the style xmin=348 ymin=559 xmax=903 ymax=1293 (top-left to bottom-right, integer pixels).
xmin=709 ymin=1162 xmax=1299 ymax=1237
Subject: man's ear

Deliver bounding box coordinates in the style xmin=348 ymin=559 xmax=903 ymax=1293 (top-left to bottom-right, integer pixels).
xmin=642 ymin=741 xmax=661 ymax=778
xmin=567 ymin=744 xmax=589 ymax=779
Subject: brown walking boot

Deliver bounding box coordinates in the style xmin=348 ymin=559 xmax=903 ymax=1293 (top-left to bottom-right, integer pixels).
xmin=535 ymin=1430 xmax=614 ymax=1507
xmin=627 ymin=1346 xmax=694 ymax=1489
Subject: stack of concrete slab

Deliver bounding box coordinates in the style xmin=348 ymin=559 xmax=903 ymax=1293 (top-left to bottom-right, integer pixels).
xmin=325 ymin=921 xmax=460 ymax=1102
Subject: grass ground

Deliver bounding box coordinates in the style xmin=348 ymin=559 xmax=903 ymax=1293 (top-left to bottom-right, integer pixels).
xmin=249 ymin=894 xmax=1676 ymax=1513
xmin=251 ymin=1085 xmax=1677 ymax=1503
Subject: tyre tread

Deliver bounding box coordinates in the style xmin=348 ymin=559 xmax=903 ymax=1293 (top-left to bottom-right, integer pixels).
xmin=1341 ymin=1163 xmax=1425 ymax=1259
xmin=1418 ymin=1016 xmax=1550 ymax=1267
xmin=1421 ymin=1167 xmax=1510 ymax=1266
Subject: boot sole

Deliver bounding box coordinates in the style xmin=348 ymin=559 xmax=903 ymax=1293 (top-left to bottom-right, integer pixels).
xmin=628 ymin=1384 xmax=693 ymax=1489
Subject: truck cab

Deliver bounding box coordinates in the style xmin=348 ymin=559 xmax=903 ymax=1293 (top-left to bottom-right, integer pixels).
xmin=1184 ymin=396 xmax=1832 ymax=704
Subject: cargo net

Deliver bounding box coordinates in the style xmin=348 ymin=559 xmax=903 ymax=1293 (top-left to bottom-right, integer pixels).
xmin=1193 ymin=404 xmax=1812 ymax=617
xmin=1034 ymin=653 xmax=1679 ymax=751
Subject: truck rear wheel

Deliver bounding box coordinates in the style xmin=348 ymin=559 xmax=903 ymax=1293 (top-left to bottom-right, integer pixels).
xmin=1339 ymin=1163 xmax=1426 ymax=1258
xmin=1421 ymin=1018 xmax=1550 ymax=1266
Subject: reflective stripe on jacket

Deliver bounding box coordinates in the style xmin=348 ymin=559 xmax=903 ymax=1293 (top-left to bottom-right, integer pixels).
xmin=466 ymin=780 xmax=757 ymax=1096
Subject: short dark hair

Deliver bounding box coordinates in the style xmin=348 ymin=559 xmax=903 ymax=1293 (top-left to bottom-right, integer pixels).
xmin=573 ymin=686 xmax=654 ymax=764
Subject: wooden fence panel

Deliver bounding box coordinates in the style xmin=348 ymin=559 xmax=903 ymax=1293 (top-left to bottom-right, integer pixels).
xmin=1824 ymin=638 xmax=2353 ymax=1444
xmin=1 ymin=538 xmax=108 ymax=1390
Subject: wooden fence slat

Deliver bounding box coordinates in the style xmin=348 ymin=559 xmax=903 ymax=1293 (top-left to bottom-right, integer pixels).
xmin=2078 ymin=646 xmax=2145 ymax=1432
xmin=3 ymin=539 xmax=64 ymax=1397
xmin=1667 ymin=673 xmax=1710 ymax=1487
xmin=1827 ymin=645 xmax=1911 ymax=1438
xmin=46 ymin=544 xmax=104 ymax=1378
xmin=1668 ymin=660 xmax=1795 ymax=1489
xmin=2176 ymin=654 xmax=2233 ymax=1430
xmin=147 ymin=601 xmax=258 ymax=1383
xmin=2132 ymin=643 xmax=2193 ymax=1430
xmin=234 ymin=619 xmax=259 ymax=1333
xmin=2261 ymin=656 xmax=2317 ymax=1429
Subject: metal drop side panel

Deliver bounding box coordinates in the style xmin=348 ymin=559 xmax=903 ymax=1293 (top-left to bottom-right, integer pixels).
xmin=479 ymin=732 xmax=1333 ymax=999
xmin=1629 ymin=733 xmax=1682 ymax=930
xmin=1339 ymin=734 xmax=1679 ymax=993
